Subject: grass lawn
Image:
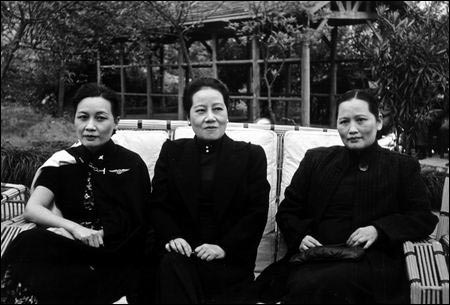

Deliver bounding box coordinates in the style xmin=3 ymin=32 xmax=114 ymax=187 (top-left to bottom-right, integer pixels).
xmin=1 ymin=103 xmax=77 ymax=148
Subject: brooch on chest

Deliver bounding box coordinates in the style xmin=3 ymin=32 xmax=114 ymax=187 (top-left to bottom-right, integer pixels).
xmin=87 ymin=162 xmax=130 ymax=175
xmin=109 ymin=169 xmax=130 ymax=175
xmin=358 ymin=161 xmax=369 ymax=172
xmin=88 ymin=163 xmax=106 ymax=174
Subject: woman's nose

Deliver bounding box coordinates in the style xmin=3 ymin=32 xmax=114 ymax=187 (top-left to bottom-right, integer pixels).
xmin=348 ymin=122 xmax=358 ymax=134
xmin=85 ymin=119 xmax=96 ymax=130
xmin=205 ymin=110 xmax=216 ymax=121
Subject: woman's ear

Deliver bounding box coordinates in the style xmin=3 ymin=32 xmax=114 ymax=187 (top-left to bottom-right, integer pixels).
xmin=377 ymin=114 xmax=383 ymax=131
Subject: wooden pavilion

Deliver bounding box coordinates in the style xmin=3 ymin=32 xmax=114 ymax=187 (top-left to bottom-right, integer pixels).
xmin=97 ymin=1 xmax=407 ymax=127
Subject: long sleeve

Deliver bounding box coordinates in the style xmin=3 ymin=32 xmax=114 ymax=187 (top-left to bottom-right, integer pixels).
xmin=219 ymin=145 xmax=270 ymax=263
xmin=150 ymin=141 xmax=184 ymax=243
xmin=371 ymin=156 xmax=438 ymax=242
xmin=276 ymin=150 xmax=316 ymax=254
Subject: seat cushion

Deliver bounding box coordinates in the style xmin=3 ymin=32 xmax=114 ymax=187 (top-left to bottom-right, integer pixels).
xmin=277 ymin=129 xmax=343 ymax=260
xmin=112 ymin=130 xmax=169 ymax=180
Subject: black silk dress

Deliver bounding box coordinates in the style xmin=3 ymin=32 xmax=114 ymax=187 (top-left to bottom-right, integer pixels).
xmin=1 ymin=140 xmax=152 ymax=304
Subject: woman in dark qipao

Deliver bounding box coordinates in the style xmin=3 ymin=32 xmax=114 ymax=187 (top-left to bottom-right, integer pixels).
xmin=255 ymin=90 xmax=438 ymax=304
xmin=150 ymin=77 xmax=270 ymax=304
xmin=1 ymin=83 xmax=152 ymax=304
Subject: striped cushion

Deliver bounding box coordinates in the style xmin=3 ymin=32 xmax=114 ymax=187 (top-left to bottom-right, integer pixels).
xmin=1 ymin=216 xmax=36 ymax=257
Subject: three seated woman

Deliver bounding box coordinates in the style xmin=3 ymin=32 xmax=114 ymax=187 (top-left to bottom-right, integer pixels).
xmin=1 ymin=80 xmax=437 ymax=304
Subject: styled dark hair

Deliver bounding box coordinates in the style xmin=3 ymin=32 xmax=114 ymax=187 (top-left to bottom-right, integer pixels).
xmin=337 ymin=89 xmax=379 ymax=118
xmin=182 ymin=78 xmax=230 ymax=116
xmin=72 ymin=83 xmax=121 ymax=118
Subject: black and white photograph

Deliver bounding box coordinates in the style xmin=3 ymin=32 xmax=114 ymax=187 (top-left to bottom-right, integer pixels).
xmin=1 ymin=1 xmax=448 ymax=304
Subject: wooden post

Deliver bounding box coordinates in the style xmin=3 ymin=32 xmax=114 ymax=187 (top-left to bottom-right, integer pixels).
xmin=160 ymin=45 xmax=166 ymax=112
xmin=57 ymin=58 xmax=65 ymax=117
xmin=145 ymin=55 xmax=153 ymax=117
xmin=96 ymin=50 xmax=101 ymax=85
xmin=119 ymin=42 xmax=126 ymax=117
xmin=178 ymin=45 xmax=185 ymax=120
xmin=286 ymin=63 xmax=292 ymax=121
xmin=211 ymin=34 xmax=218 ymax=78
xmin=251 ymin=36 xmax=260 ymax=122
xmin=301 ymin=41 xmax=310 ymax=126
xmin=329 ymin=26 xmax=338 ymax=127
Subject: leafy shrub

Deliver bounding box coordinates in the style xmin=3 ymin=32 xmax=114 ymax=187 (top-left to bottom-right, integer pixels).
xmin=1 ymin=141 xmax=71 ymax=187
xmin=359 ymin=3 xmax=449 ymax=153
xmin=421 ymin=168 xmax=446 ymax=211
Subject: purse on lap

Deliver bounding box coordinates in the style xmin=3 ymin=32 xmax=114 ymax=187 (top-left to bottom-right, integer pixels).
xmin=289 ymin=243 xmax=365 ymax=264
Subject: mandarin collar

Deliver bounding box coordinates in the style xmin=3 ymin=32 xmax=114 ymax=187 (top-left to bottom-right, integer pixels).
xmin=194 ymin=136 xmax=224 ymax=155
xmin=78 ymin=139 xmax=116 ymax=164
xmin=346 ymin=142 xmax=380 ymax=172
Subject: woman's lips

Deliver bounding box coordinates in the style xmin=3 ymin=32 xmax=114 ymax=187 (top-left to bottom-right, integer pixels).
xmin=84 ymin=135 xmax=98 ymax=140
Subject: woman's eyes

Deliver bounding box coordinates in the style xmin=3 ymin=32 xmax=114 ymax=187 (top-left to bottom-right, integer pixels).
xmin=195 ymin=107 xmax=223 ymax=113
xmin=76 ymin=115 xmax=108 ymax=121
xmin=338 ymin=118 xmax=367 ymax=124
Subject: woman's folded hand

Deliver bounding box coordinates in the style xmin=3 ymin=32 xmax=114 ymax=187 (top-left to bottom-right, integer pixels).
xmin=346 ymin=225 xmax=378 ymax=249
xmin=194 ymin=244 xmax=226 ymax=261
xmin=70 ymin=225 xmax=104 ymax=248
xmin=299 ymin=235 xmax=323 ymax=252
xmin=165 ymin=238 xmax=192 ymax=257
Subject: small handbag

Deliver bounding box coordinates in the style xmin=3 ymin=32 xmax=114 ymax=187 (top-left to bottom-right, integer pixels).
xmin=289 ymin=243 xmax=365 ymax=264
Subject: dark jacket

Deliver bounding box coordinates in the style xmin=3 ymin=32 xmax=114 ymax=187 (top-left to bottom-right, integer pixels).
xmin=277 ymin=144 xmax=438 ymax=302
xmin=150 ymin=134 xmax=270 ymax=272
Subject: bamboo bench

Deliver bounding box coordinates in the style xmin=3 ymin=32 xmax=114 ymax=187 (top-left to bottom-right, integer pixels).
xmin=1 ymin=119 xmax=448 ymax=304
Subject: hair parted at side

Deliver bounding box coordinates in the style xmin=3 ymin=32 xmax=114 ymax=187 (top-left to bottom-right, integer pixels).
xmin=72 ymin=82 xmax=121 ymax=118
xmin=337 ymin=89 xmax=380 ymax=118
xmin=182 ymin=78 xmax=230 ymax=116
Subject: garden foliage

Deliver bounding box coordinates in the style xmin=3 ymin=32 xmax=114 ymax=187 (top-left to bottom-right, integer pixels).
xmin=1 ymin=141 xmax=71 ymax=187
xmin=359 ymin=3 xmax=449 ymax=153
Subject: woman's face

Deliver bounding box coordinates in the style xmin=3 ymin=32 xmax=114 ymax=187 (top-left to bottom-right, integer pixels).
xmin=74 ymin=96 xmax=118 ymax=152
xmin=337 ymin=98 xmax=382 ymax=150
xmin=189 ymin=87 xmax=228 ymax=141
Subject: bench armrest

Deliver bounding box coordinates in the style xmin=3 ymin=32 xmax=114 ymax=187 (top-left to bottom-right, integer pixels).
xmin=404 ymin=240 xmax=449 ymax=304
xmin=1 ymin=215 xmax=36 ymax=257
xmin=1 ymin=183 xmax=29 ymax=222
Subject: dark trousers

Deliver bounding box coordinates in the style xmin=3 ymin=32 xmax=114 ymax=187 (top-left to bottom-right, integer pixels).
xmin=157 ymin=252 xmax=253 ymax=304
xmin=1 ymin=228 xmax=140 ymax=304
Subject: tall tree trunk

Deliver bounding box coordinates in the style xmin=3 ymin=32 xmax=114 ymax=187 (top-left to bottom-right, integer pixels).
xmin=1 ymin=21 xmax=27 ymax=84
xmin=266 ymin=83 xmax=276 ymax=123
xmin=178 ymin=32 xmax=191 ymax=82
xmin=329 ymin=26 xmax=338 ymax=127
